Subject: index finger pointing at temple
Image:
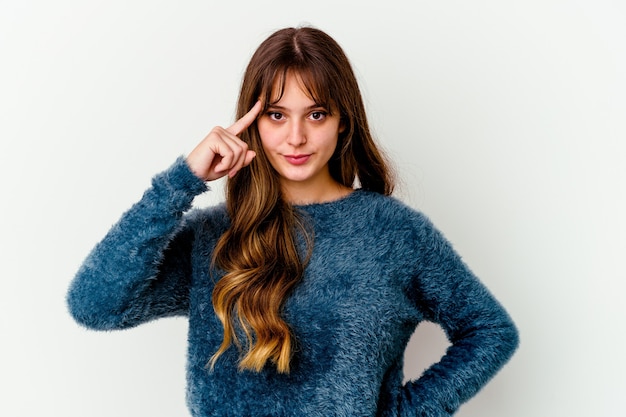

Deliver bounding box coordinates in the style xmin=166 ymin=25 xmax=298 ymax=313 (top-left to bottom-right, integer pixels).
xmin=226 ymin=100 xmax=263 ymax=136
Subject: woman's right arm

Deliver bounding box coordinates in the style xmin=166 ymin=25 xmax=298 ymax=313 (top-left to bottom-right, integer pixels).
xmin=67 ymin=101 xmax=262 ymax=330
xmin=66 ymin=157 xmax=208 ymax=330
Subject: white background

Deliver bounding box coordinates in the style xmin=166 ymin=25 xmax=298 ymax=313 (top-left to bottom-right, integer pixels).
xmin=1 ymin=1 xmax=624 ymax=416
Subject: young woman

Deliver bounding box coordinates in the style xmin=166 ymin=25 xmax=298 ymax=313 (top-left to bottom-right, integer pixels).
xmin=67 ymin=27 xmax=518 ymax=416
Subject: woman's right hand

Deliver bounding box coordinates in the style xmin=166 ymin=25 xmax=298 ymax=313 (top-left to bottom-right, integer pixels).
xmin=186 ymin=101 xmax=262 ymax=181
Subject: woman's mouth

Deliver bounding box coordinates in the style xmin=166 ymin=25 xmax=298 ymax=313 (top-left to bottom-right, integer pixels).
xmin=284 ymin=154 xmax=311 ymax=165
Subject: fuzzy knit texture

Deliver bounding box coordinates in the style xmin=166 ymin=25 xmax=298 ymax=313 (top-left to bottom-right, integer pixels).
xmin=67 ymin=157 xmax=519 ymax=417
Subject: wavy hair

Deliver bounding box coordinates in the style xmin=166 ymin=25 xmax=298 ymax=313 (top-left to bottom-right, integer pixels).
xmin=209 ymin=27 xmax=395 ymax=373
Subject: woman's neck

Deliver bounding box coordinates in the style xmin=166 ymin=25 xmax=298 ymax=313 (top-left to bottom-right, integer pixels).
xmin=281 ymin=179 xmax=353 ymax=205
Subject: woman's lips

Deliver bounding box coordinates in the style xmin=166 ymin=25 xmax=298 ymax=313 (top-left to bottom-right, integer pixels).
xmin=284 ymin=154 xmax=311 ymax=165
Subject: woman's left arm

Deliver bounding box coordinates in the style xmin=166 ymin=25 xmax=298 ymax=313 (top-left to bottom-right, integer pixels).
xmin=400 ymin=213 xmax=519 ymax=416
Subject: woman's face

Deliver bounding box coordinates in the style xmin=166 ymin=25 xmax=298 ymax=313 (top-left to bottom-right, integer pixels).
xmin=257 ymin=72 xmax=344 ymax=202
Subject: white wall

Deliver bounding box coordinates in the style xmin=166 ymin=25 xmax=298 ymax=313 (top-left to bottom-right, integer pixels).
xmin=1 ymin=1 xmax=624 ymax=416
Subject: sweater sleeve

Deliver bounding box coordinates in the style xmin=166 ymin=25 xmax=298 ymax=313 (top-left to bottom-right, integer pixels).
xmin=399 ymin=213 xmax=519 ymax=417
xmin=66 ymin=157 xmax=209 ymax=330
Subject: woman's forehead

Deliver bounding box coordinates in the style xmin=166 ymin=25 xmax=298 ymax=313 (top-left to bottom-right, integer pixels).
xmin=265 ymin=69 xmax=328 ymax=106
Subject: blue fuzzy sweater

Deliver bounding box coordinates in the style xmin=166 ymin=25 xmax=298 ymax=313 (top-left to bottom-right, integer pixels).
xmin=67 ymin=157 xmax=518 ymax=417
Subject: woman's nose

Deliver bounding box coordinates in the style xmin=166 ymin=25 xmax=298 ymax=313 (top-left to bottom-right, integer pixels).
xmin=286 ymin=120 xmax=307 ymax=146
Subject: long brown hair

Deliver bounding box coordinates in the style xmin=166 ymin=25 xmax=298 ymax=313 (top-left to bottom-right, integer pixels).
xmin=209 ymin=27 xmax=395 ymax=373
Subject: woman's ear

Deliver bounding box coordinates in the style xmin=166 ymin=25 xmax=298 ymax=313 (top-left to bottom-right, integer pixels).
xmin=339 ymin=117 xmax=347 ymax=134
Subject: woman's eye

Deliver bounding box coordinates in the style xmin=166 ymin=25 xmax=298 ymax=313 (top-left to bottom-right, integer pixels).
xmin=268 ymin=112 xmax=283 ymax=121
xmin=310 ymin=111 xmax=327 ymax=121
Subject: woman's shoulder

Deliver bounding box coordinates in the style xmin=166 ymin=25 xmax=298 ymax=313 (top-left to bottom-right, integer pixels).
xmin=301 ymin=189 xmax=433 ymax=237
xmin=349 ymin=189 xmax=430 ymax=226
xmin=182 ymin=203 xmax=231 ymax=238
